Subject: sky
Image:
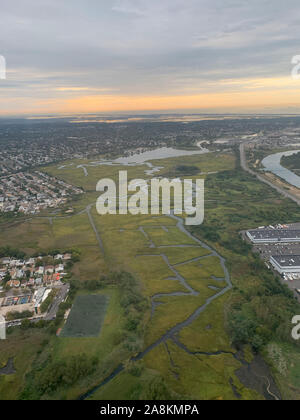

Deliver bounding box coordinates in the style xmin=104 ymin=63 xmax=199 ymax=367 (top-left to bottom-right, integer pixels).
xmin=1 ymin=0 xmax=300 ymax=116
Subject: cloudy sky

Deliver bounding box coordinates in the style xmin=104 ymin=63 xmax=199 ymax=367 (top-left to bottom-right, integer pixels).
xmin=1 ymin=0 xmax=300 ymax=115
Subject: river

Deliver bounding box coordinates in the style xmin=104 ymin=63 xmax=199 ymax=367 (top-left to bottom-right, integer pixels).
xmin=262 ymin=150 xmax=300 ymax=188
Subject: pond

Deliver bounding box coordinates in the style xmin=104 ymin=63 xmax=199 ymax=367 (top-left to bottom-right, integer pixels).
xmin=114 ymin=146 xmax=209 ymax=165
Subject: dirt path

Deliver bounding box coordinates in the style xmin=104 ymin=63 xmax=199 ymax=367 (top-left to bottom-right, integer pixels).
xmin=85 ymin=204 xmax=105 ymax=254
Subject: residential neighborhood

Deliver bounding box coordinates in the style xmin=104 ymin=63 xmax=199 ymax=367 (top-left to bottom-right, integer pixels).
xmin=0 ymin=252 xmax=73 ymax=322
xmin=0 ymin=252 xmax=72 ymax=289
xmin=0 ymin=171 xmax=83 ymax=214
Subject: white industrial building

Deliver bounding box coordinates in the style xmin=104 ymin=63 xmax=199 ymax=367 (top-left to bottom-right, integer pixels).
xmin=270 ymin=255 xmax=300 ymax=275
xmin=33 ymin=287 xmax=51 ymax=314
xmin=247 ymin=229 xmax=300 ymax=244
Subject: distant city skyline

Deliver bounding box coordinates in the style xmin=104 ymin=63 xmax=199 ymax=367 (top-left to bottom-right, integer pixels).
xmin=1 ymin=0 xmax=300 ymax=115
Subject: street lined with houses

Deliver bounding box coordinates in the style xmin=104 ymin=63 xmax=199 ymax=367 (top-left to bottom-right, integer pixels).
xmin=0 ymin=171 xmax=83 ymax=215
xmin=0 ymin=252 xmax=73 ymax=323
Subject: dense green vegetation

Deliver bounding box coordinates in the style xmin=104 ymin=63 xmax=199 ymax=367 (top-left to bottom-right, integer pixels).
xmin=6 ymin=311 xmax=34 ymax=321
xmin=281 ymin=152 xmax=300 ymax=173
xmin=227 ymin=261 xmax=299 ymax=351
xmin=0 ymin=246 xmax=26 ymax=259
xmin=11 ymin=271 xmax=149 ymax=399
xmin=190 ymin=159 xmax=300 ymax=397
xmin=20 ymin=353 xmax=98 ymax=399
xmin=102 ymin=271 xmax=149 ymax=351
xmin=40 ymin=290 xmax=57 ymax=314
xmin=174 ymin=165 xmax=200 ymax=176
xmin=193 ymin=165 xmax=300 ymax=349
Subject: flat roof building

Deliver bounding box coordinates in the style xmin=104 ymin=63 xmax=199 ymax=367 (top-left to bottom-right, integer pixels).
xmin=247 ymin=229 xmax=300 ymax=244
xmin=270 ymin=255 xmax=300 ymax=274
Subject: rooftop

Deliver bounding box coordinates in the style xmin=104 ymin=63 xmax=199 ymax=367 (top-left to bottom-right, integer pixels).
xmin=271 ymin=255 xmax=300 ymax=267
xmin=248 ymin=229 xmax=300 ymax=241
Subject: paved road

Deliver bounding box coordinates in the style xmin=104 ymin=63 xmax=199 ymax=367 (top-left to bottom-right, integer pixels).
xmin=239 ymin=143 xmax=300 ymax=206
xmin=45 ymin=283 xmax=70 ymax=321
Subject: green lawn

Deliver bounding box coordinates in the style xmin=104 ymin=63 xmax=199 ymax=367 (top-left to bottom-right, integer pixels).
xmin=61 ymin=294 xmax=109 ymax=338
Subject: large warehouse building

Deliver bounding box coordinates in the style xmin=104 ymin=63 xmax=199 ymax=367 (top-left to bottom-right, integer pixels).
xmin=247 ymin=229 xmax=300 ymax=244
xmin=270 ymin=255 xmax=300 ymax=274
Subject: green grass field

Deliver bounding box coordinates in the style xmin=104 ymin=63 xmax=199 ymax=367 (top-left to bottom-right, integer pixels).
xmin=0 ymin=330 xmax=49 ymax=400
xmin=61 ymin=295 xmax=109 ymax=338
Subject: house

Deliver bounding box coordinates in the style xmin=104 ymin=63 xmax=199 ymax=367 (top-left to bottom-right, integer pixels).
xmin=45 ymin=266 xmax=54 ymax=274
xmin=7 ymin=280 xmax=21 ymax=288
xmin=28 ymin=278 xmax=35 ymax=287
xmin=16 ymin=260 xmax=24 ymax=267
xmin=36 ymin=266 xmax=44 ymax=276
xmin=9 ymin=259 xmax=18 ymax=267
xmin=55 ymin=264 xmax=64 ymax=273
xmin=26 ymin=258 xmax=36 ymax=266
xmin=35 ymin=278 xmax=43 ymax=286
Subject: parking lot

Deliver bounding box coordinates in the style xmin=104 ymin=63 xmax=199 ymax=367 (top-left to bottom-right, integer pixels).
xmin=284 ymin=223 xmax=300 ymax=230
xmin=252 ymin=243 xmax=300 ymax=301
xmin=243 ymin=229 xmax=300 ymax=302
xmin=254 ymin=243 xmax=300 ymax=260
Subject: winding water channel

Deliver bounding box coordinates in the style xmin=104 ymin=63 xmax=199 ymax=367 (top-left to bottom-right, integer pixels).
xmin=56 ymin=149 xmax=281 ymax=399
xmin=27 ymin=146 xmax=282 ymax=400
xmin=78 ymin=210 xmax=235 ymax=400
xmin=262 ymin=150 xmax=300 ymax=188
